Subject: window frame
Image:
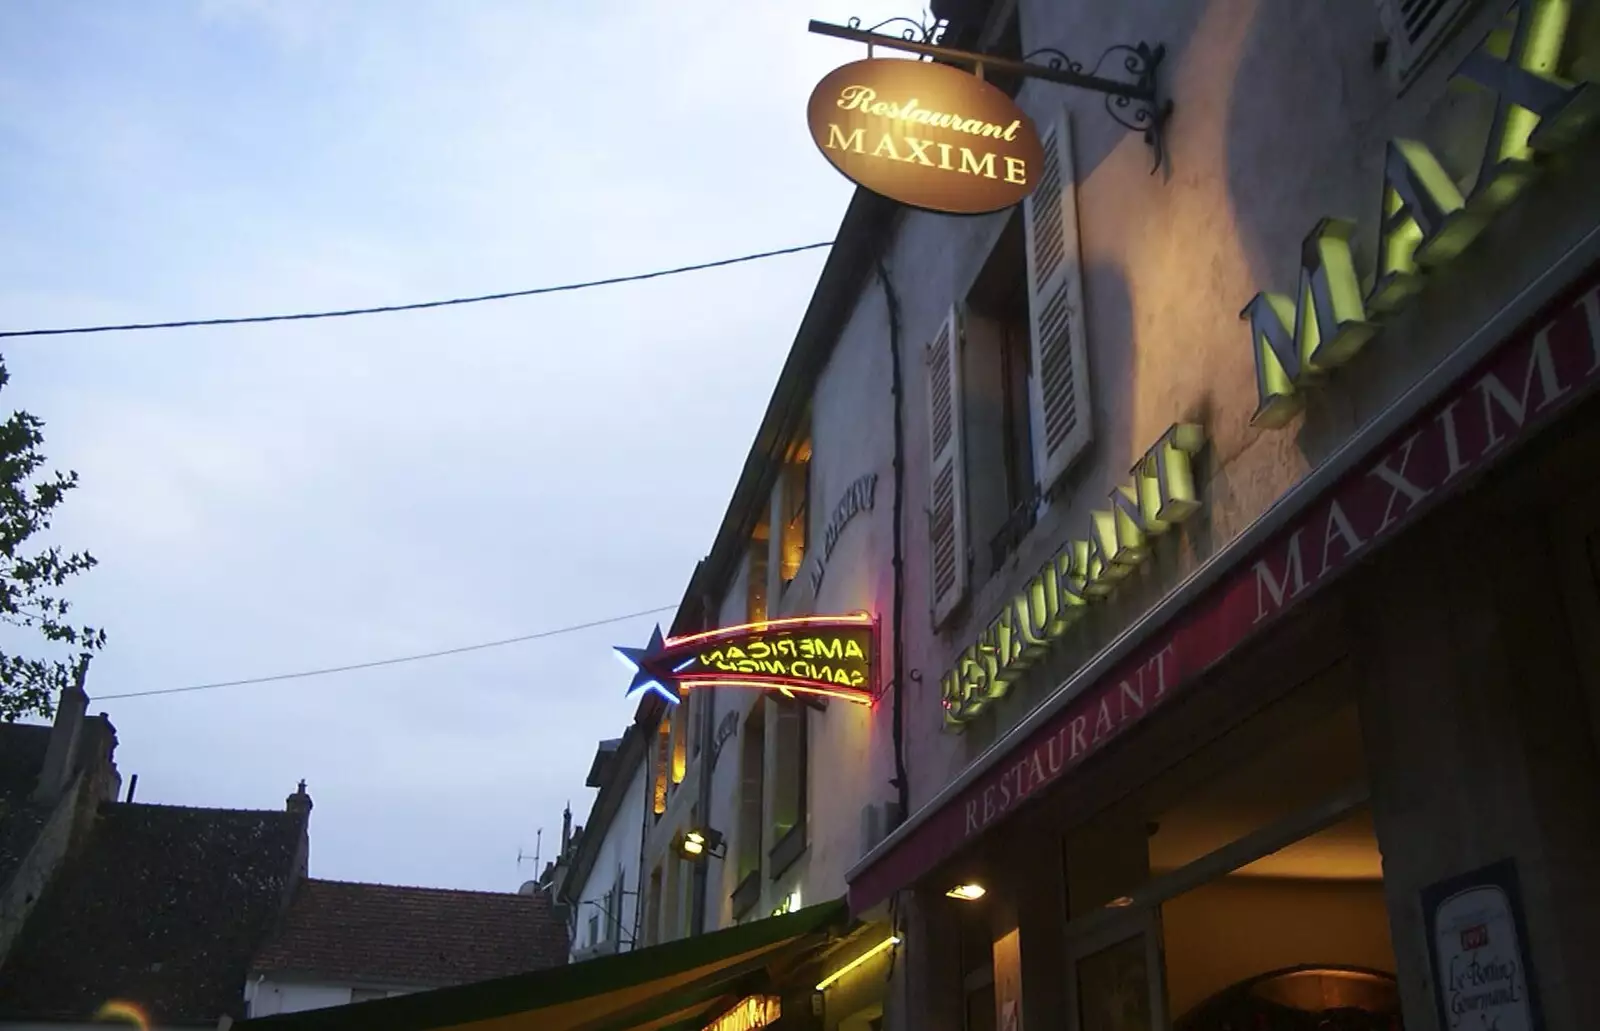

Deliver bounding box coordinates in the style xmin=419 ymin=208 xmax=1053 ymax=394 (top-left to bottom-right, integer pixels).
xmin=767 ymin=696 xmax=808 ymax=879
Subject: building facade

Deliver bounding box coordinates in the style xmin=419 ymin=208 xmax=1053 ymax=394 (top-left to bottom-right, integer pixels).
xmin=614 ymin=183 xmax=907 ymax=1026
xmin=828 ymin=0 xmax=1600 ymax=1030
xmin=560 ymin=728 xmax=651 ymax=962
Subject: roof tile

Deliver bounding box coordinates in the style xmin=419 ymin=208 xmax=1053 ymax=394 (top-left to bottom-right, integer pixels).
xmin=0 ymin=801 xmax=303 ymax=1025
xmin=251 ymin=878 xmax=568 ymax=988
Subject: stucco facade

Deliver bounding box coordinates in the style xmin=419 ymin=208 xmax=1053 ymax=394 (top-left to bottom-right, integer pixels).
xmin=694 ymin=264 xmax=899 ymax=932
xmin=875 ymin=0 xmax=1600 ymax=816
xmin=568 ymin=751 xmax=647 ymax=961
xmin=824 ymin=0 xmax=1600 ymax=1029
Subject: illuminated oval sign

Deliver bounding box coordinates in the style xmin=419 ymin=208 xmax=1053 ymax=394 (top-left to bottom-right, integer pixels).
xmin=806 ymin=58 xmax=1045 ymax=215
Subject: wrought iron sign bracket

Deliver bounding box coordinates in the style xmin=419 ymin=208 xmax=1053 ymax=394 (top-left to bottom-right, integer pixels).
xmin=809 ymin=17 xmax=1174 ymax=173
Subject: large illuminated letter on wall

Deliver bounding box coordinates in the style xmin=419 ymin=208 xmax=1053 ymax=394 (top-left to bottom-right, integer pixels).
xmin=615 ymin=613 xmax=878 ymax=705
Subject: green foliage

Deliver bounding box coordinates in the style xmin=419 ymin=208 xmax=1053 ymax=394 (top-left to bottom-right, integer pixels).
xmin=0 ymin=357 xmax=103 ymax=722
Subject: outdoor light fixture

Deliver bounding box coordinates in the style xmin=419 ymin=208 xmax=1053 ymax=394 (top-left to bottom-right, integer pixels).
xmin=674 ymin=827 xmax=726 ymax=862
xmin=946 ymin=883 xmax=986 ymax=901
xmin=815 ymin=935 xmax=902 ymax=991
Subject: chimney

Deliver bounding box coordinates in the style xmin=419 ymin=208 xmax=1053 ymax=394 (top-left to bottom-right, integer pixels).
xmin=283 ymin=779 xmax=314 ymax=892
xmin=33 ymin=660 xmax=90 ymax=805
xmin=286 ymin=779 xmax=313 ymax=817
xmin=561 ymin=802 xmax=573 ymax=855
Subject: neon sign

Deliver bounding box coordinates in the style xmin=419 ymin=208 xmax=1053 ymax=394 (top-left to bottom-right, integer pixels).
xmin=616 ymin=613 xmax=877 ymax=706
xmin=702 ymin=996 xmax=781 ymax=1031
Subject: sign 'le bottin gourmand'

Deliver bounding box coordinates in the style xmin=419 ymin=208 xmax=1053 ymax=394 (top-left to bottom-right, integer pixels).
xmin=807 ymin=58 xmax=1045 ymax=215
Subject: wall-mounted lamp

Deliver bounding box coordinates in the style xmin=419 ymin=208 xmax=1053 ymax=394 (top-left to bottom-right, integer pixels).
xmin=673 ymin=827 xmax=726 ymax=862
xmin=946 ymin=883 xmax=987 ymax=901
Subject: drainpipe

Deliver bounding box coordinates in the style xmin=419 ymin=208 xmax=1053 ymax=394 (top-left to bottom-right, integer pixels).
xmin=689 ymin=591 xmax=716 ymax=937
xmin=874 ymin=260 xmax=911 ymax=824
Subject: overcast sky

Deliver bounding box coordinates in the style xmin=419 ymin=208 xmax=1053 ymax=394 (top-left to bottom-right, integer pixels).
xmin=0 ymin=0 xmax=906 ymax=892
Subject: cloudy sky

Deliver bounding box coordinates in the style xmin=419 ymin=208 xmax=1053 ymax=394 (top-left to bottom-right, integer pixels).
xmin=0 ymin=0 xmax=905 ymax=892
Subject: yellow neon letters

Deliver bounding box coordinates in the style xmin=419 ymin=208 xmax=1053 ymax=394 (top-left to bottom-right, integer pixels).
xmin=942 ymin=424 xmax=1206 ymax=726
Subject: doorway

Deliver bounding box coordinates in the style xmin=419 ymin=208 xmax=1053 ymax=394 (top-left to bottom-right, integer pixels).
xmin=1060 ymin=663 xmax=1401 ymax=1030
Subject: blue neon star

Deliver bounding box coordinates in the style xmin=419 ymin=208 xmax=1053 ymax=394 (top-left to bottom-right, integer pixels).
xmin=614 ymin=625 xmax=680 ymax=704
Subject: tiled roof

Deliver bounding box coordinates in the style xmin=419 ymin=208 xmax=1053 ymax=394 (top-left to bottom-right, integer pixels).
xmin=0 ymin=801 xmax=304 ymax=1026
xmin=251 ymin=878 xmax=568 ymax=988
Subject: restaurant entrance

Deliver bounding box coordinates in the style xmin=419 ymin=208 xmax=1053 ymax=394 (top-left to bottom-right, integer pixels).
xmin=1054 ymin=664 xmax=1399 ymax=1031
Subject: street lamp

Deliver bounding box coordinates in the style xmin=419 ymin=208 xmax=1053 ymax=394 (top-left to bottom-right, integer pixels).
xmin=674 ymin=827 xmax=726 ymax=862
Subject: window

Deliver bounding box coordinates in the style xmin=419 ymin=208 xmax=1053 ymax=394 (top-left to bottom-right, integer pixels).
xmin=733 ymin=704 xmax=766 ymax=917
xmin=985 ymin=9 xmax=1024 ymax=99
xmin=645 ymin=865 xmax=663 ymax=946
xmin=1057 ymin=672 xmax=1394 ymax=1031
xmin=669 ymin=692 xmax=688 ymax=788
xmin=652 ymin=719 xmax=670 ymax=817
xmin=964 ymin=210 xmax=1039 ymax=578
xmin=777 ymin=433 xmax=811 ymax=587
xmin=959 ymin=905 xmax=995 ymax=1031
xmin=606 ymin=874 xmax=624 ymax=948
xmin=747 ymin=527 xmax=769 ymax=623
xmin=769 ymin=697 xmax=807 ymax=878
xmin=927 ymin=104 xmax=1089 ymax=625
xmin=587 ymin=913 xmax=600 ymax=948
xmin=663 ymin=849 xmax=682 ymax=943
xmin=1379 ymin=0 xmax=1480 ymax=83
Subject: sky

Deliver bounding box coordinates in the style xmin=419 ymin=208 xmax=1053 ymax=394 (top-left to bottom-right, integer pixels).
xmin=0 ymin=0 xmax=909 ymax=892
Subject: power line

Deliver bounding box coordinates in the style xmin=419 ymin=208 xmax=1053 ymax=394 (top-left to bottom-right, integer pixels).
xmin=95 ymin=603 xmax=676 ymax=701
xmin=0 ymin=241 xmax=834 ymax=339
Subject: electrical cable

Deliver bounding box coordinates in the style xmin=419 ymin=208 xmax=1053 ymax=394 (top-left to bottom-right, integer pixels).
xmin=0 ymin=241 xmax=834 ymax=339
xmin=94 ymin=603 xmax=677 ymax=700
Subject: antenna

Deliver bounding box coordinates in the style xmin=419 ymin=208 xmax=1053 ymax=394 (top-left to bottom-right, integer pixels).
xmin=516 ymin=828 xmax=545 ymax=876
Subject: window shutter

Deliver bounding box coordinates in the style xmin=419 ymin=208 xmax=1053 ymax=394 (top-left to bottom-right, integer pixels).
xmin=1024 ymin=106 xmax=1093 ymax=496
xmin=1380 ymin=0 xmax=1478 ymax=81
xmin=927 ymin=305 xmax=968 ymax=627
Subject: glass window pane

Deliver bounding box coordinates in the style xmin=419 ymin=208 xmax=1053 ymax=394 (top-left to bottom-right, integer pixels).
xmin=1064 ymin=667 xmax=1367 ymax=918
xmin=1075 ymin=934 xmax=1151 ymax=1031
xmin=965 ymin=982 xmax=997 ymax=1031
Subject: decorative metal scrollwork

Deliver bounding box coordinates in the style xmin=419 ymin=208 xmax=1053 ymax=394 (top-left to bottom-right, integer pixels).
xmin=814 ymin=16 xmax=1174 ymax=174
xmin=1023 ymin=42 xmax=1173 ymax=174
xmin=1094 ymin=43 xmax=1172 ymax=174
xmin=847 ymin=13 xmax=946 ymax=50
xmin=1021 ymin=47 xmax=1086 ymax=77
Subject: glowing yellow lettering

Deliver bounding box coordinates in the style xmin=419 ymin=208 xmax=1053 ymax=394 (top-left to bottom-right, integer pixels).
xmin=959 ymin=148 xmax=996 ymax=178
xmin=1244 ymin=0 xmax=1590 ymax=432
xmin=825 ymin=124 xmax=865 ymax=154
xmin=943 ymin=424 xmax=1210 ymax=725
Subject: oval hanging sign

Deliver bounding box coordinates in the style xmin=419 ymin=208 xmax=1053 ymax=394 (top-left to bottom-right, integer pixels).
xmin=806 ymin=57 xmax=1045 ymax=216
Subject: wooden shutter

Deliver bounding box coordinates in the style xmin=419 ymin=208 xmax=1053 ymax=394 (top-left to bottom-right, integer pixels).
xmin=1381 ymin=0 xmax=1478 ymax=81
xmin=1024 ymin=106 xmax=1093 ymax=495
xmin=927 ymin=305 xmax=968 ymax=627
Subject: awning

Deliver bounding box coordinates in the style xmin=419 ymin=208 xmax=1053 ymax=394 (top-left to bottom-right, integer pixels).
xmin=232 ymin=900 xmax=850 ymax=1031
